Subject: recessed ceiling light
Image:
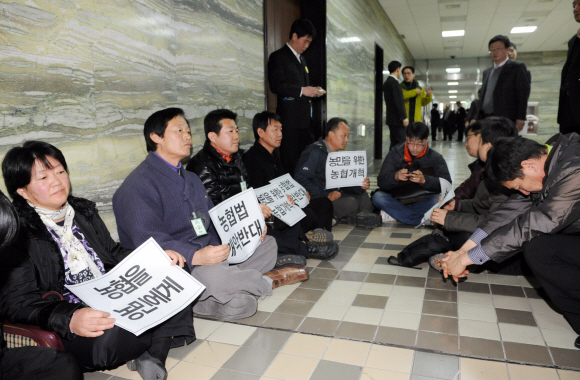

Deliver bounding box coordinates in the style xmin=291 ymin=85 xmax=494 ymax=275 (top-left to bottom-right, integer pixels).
xmin=448 ymin=90 xmax=458 ymax=93
xmin=446 ymin=68 xmax=461 ymax=73
xmin=338 ymin=37 xmax=361 ymax=42
xmin=449 ymin=96 xmax=457 ymax=98
xmin=448 ymin=82 xmax=459 ymax=86
xmin=442 ymin=30 xmax=465 ymax=37
xmin=511 ymin=26 xmax=537 ymax=34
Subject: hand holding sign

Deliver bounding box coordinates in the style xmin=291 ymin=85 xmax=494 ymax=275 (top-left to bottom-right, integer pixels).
xmin=70 ymin=308 xmax=115 ymax=338
xmin=191 ymin=244 xmax=230 ymax=266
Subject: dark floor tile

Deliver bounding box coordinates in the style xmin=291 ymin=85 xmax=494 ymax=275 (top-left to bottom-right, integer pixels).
xmin=412 ymin=351 xmax=459 ymax=379
xmin=336 ymin=270 xmax=368 ymax=282
xmin=339 ymin=235 xmax=367 ymax=247
xmin=310 ymin=360 xmax=362 ymax=380
xmin=503 ymin=342 xmax=553 ymax=366
xmin=384 ymin=243 xmax=407 ymax=251
xmin=243 ymin=329 xmax=293 ymax=351
xmin=391 ymin=232 xmax=413 ymax=239
xmin=337 ymin=246 xmax=358 ymax=255
xmin=426 ymin=277 xmax=457 ymax=290
xmin=287 ymin=288 xmax=325 ymax=302
xmin=419 ymin=315 xmax=458 ymax=335
xmin=299 ymin=277 xmax=332 ymax=290
xmin=348 ymin=227 xmax=373 ymax=237
xmin=374 ymin=326 xmax=417 ymax=347
xmin=524 ymin=287 xmax=545 ymax=300
xmin=352 ymin=294 xmax=389 ymax=309
xmin=334 ymin=321 xmax=378 ymax=341
xmin=490 ymin=284 xmax=526 ymax=298
xmin=550 ymin=347 xmax=580 ymax=369
xmin=210 ymin=369 xmax=260 ymax=380
xmin=273 ymin=299 xmax=315 ymax=316
xmin=331 ymin=253 xmax=355 ymax=263
xmin=422 ymin=300 xmax=457 ymax=318
xmin=458 ymin=282 xmax=490 ymax=294
xmin=425 ymin=288 xmax=457 ymax=303
xmin=262 ymin=313 xmax=304 ymax=330
xmin=428 ymin=267 xmax=444 ymax=278
xmin=309 ymin=268 xmax=339 ymax=280
xmin=222 ymin=346 xmax=278 ymax=375
xmin=495 ymin=308 xmax=536 ymax=326
xmin=168 ymin=338 xmax=204 ymax=360
xmin=395 ymin=275 xmax=426 ymax=288
xmin=317 ymin=260 xmax=347 ymax=270
xmin=366 ymin=273 xmax=396 ymax=285
xmin=375 ymin=256 xmax=392 ymax=265
xmin=416 ymin=331 xmax=459 ymax=354
xmin=236 ymin=311 xmax=271 ymax=326
xmin=298 ymin=317 xmax=340 ymax=335
xmin=459 ymin=336 xmax=505 ymax=360
xmin=361 ymin=242 xmax=385 ymax=249
xmin=86 ymin=374 xmax=113 ymax=380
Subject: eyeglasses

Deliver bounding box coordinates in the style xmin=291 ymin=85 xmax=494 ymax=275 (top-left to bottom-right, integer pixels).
xmin=407 ymin=140 xmax=427 ymax=148
xmin=489 ymin=47 xmax=505 ymax=53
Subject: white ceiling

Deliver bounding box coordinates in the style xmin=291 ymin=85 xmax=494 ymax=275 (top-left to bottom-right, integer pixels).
xmin=378 ymin=0 xmax=580 ymax=104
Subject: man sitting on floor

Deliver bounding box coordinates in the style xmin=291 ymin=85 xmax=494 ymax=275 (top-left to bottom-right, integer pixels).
xmin=242 ymin=111 xmax=335 ymax=243
xmin=294 ymin=117 xmax=381 ymax=228
xmin=452 ymin=122 xmax=484 ymax=202
xmin=372 ymin=122 xmax=451 ymax=226
xmin=443 ymin=133 xmax=580 ymax=348
xmin=113 ymin=107 xmax=306 ymax=321
xmin=187 ymin=109 xmax=338 ymax=264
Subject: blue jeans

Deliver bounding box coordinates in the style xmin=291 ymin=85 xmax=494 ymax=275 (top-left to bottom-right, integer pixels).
xmin=372 ymin=191 xmax=439 ymax=226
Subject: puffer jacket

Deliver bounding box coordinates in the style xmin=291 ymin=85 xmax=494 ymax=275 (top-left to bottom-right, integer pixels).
xmin=186 ymin=141 xmax=248 ymax=206
xmin=0 ymin=196 xmax=131 ymax=340
xmin=479 ymin=133 xmax=580 ymax=262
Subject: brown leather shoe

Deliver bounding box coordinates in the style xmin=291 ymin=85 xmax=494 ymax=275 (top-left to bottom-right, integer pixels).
xmin=264 ymin=265 xmax=309 ymax=289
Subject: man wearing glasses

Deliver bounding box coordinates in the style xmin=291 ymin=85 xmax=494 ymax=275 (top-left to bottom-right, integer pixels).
xmin=479 ymin=35 xmax=530 ymax=131
xmin=372 ymin=122 xmax=451 ymax=225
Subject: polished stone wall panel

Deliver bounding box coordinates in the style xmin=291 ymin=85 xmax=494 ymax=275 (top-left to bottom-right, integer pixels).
xmin=326 ymin=0 xmax=414 ymax=154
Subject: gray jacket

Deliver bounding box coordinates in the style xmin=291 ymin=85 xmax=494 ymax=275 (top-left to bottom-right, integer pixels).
xmin=479 ymin=133 xmax=580 ymax=262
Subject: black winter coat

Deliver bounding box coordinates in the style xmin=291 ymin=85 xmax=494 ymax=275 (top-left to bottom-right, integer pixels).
xmin=186 ymin=141 xmax=248 ymax=206
xmin=0 ymin=196 xmax=131 ymax=340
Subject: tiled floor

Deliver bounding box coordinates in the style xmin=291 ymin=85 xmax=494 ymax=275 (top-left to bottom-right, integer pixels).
xmin=86 ymin=140 xmax=580 ymax=379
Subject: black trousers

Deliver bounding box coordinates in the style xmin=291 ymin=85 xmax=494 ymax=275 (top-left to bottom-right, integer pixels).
xmin=300 ymin=197 xmax=334 ymax=232
xmin=388 ymin=123 xmax=406 ymax=150
xmin=431 ymin=123 xmax=439 ymax=140
xmin=1 ymin=346 xmax=82 ymax=380
xmin=456 ymin=124 xmax=465 ymax=141
xmin=523 ymin=234 xmax=580 ymax=334
xmin=280 ymin=127 xmax=314 ymax=174
xmin=267 ymin=222 xmax=308 ymax=258
xmin=62 ymin=301 xmax=195 ymax=372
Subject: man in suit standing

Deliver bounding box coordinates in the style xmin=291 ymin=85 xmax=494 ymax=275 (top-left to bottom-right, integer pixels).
xmin=455 ymin=101 xmax=467 ymax=142
xmin=479 ymin=35 xmax=530 ymax=131
xmin=558 ymin=0 xmax=580 ymax=134
xmin=430 ymin=103 xmax=440 ymax=141
xmin=268 ymin=18 xmax=325 ymax=173
xmin=508 ymin=42 xmax=532 ymax=83
xmin=384 ymin=61 xmax=409 ymax=150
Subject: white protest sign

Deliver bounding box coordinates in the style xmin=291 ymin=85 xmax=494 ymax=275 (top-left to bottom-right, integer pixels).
xmin=325 ymin=151 xmax=367 ymax=189
xmin=65 ymin=238 xmax=205 ymax=336
xmin=208 ymin=189 xmax=265 ymax=264
xmin=254 ymin=183 xmax=306 ymax=227
xmin=269 ymin=174 xmax=310 ymax=208
xmin=417 ymin=178 xmax=454 ymax=227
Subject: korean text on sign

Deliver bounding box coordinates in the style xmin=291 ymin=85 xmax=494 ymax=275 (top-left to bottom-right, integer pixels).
xmin=254 ymin=183 xmax=306 ymax=227
xmin=269 ymin=173 xmax=309 ymax=208
xmin=325 ymin=151 xmax=367 ymax=189
xmin=66 ymin=238 xmax=205 ymax=336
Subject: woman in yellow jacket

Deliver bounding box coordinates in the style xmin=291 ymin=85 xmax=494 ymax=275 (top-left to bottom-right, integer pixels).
xmin=401 ymin=66 xmax=433 ymax=123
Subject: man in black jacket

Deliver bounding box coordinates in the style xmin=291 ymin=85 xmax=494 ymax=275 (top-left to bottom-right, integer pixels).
xmin=242 ymin=111 xmax=334 ymax=239
xmin=558 ymin=0 xmax=580 ymax=134
xmin=479 ymin=35 xmax=530 ymax=131
xmin=268 ymin=19 xmax=325 ymax=174
xmin=383 ymin=61 xmax=409 ymax=149
xmin=187 ymin=109 xmax=338 ymax=263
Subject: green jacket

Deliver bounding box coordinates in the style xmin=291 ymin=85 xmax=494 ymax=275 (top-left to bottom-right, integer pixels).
xmin=401 ymin=80 xmax=432 ymax=123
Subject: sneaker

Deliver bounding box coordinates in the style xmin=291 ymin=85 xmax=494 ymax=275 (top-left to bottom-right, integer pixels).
xmin=428 ymin=253 xmax=446 ymax=272
xmin=306 ymin=241 xmax=339 ymax=260
xmin=306 ymin=228 xmax=334 ymax=243
xmin=347 ymin=212 xmax=382 ymax=229
xmin=380 ymin=210 xmax=396 ymax=223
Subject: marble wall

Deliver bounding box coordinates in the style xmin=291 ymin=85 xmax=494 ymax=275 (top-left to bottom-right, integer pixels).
xmin=0 ymin=0 xmax=265 ymax=229
xmin=326 ymin=0 xmax=414 ymax=153
xmin=518 ymin=51 xmax=567 ymax=138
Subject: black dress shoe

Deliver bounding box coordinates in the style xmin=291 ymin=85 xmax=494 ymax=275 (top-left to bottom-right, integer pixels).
xmin=306 ymin=241 xmax=339 ymax=260
xmin=575 ymin=335 xmax=580 ymax=349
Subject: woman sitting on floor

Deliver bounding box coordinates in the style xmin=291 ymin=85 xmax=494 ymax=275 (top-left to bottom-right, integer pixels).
xmin=0 ymin=141 xmax=195 ymax=380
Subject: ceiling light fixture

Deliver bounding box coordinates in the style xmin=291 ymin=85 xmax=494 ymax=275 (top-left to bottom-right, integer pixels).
xmin=511 ymin=26 xmax=537 ymax=34
xmin=448 ymin=90 xmax=458 ymax=93
xmin=338 ymin=37 xmax=361 ymax=42
xmin=449 ymin=96 xmax=457 ymax=99
xmin=448 ymin=82 xmax=459 ymax=86
xmin=442 ymin=30 xmax=465 ymax=37
xmin=446 ymin=68 xmax=461 ymax=73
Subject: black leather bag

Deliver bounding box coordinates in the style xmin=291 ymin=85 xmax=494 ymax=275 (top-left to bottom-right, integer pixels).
xmin=388 ymin=234 xmax=451 ymax=268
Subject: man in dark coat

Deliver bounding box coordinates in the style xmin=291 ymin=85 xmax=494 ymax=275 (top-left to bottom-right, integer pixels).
xmin=558 ymin=0 xmax=580 ymax=134
xmin=479 ymin=35 xmax=530 ymax=131
xmin=267 ymin=18 xmax=325 ymax=174
xmin=455 ymin=101 xmax=467 ymax=142
xmin=430 ymin=103 xmax=440 ymax=141
xmin=383 ymin=60 xmax=409 ymax=149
